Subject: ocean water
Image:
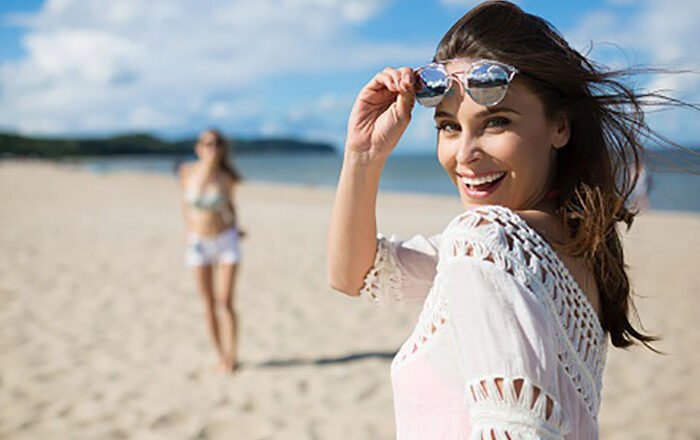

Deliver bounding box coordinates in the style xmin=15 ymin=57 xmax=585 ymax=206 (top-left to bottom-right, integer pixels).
xmin=74 ymin=153 xmax=699 ymax=213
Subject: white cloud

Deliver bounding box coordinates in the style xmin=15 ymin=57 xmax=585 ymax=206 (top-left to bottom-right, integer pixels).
xmin=276 ymin=93 xmax=355 ymax=147
xmin=287 ymin=93 xmax=353 ymax=123
xmin=566 ymin=0 xmax=700 ymax=143
xmin=0 ymin=0 xmax=433 ymax=136
xmin=260 ymin=121 xmax=284 ymax=137
xmin=568 ymin=1 xmax=700 ymax=65
xmin=127 ymin=106 xmax=174 ymax=130
xmin=568 ymin=0 xmax=700 ymax=77
xmin=208 ymin=102 xmax=232 ymax=120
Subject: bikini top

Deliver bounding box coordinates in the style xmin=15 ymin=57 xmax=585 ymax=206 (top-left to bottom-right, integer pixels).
xmin=184 ymin=183 xmax=227 ymax=212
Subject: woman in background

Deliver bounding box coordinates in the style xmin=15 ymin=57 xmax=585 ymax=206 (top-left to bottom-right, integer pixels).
xmin=180 ymin=128 xmax=243 ymax=373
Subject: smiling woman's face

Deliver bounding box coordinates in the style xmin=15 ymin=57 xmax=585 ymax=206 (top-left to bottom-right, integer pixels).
xmin=435 ymin=60 xmax=569 ymax=211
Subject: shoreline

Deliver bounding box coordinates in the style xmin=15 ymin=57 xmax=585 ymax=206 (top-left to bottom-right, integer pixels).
xmin=3 ymin=158 xmax=698 ymax=215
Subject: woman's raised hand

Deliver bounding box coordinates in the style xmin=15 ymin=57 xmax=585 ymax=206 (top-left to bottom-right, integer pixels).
xmin=345 ymin=67 xmax=415 ymax=161
xmin=329 ymin=68 xmax=415 ymax=295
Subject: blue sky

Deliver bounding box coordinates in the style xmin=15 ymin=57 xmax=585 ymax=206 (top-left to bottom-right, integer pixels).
xmin=1 ymin=0 xmax=698 ymax=152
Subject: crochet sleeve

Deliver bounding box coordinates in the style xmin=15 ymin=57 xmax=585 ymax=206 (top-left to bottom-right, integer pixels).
xmin=359 ymin=233 xmax=440 ymax=305
xmin=439 ymin=206 xmax=571 ymax=439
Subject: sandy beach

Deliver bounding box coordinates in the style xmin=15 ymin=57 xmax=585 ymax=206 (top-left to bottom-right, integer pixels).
xmin=1 ymin=160 xmax=698 ymax=439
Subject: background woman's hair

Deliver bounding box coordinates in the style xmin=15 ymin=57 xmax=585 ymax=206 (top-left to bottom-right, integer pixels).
xmin=205 ymin=128 xmax=243 ymax=183
xmin=435 ymin=0 xmax=697 ymax=350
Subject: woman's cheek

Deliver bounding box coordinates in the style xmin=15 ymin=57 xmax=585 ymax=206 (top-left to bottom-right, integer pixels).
xmin=436 ymin=140 xmax=455 ymax=173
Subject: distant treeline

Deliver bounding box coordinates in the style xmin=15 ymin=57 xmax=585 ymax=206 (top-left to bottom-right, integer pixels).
xmin=0 ymin=132 xmax=336 ymax=158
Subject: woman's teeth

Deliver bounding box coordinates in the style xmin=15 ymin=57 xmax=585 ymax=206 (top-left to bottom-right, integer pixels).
xmin=459 ymin=172 xmax=506 ymax=187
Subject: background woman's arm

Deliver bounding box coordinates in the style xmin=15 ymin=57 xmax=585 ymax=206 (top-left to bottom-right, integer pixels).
xmin=178 ymin=164 xmax=193 ymax=239
xmin=225 ymin=180 xmax=243 ymax=236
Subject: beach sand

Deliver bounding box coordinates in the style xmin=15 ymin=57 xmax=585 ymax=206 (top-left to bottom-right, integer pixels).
xmin=1 ymin=161 xmax=698 ymax=439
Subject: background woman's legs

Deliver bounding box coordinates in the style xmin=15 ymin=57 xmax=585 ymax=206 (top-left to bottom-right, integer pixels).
xmin=193 ymin=265 xmax=228 ymax=370
xmin=216 ymin=263 xmax=239 ymax=371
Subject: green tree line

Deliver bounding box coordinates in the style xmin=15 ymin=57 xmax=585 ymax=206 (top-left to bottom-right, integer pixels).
xmin=0 ymin=133 xmax=336 ymax=158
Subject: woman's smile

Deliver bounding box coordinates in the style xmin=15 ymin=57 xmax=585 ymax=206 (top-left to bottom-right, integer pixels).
xmin=457 ymin=170 xmax=507 ymax=199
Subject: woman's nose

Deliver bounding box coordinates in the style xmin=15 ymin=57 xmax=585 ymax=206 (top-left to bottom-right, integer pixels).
xmin=455 ymin=135 xmax=481 ymax=164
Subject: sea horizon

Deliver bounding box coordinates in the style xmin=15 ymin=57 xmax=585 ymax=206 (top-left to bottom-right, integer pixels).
xmin=5 ymin=152 xmax=699 ymax=214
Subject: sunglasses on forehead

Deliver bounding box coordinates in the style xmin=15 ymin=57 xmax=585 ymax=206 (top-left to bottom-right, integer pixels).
xmin=414 ymin=59 xmax=521 ymax=108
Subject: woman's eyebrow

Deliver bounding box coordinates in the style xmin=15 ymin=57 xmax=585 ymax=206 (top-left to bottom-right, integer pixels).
xmin=474 ymin=106 xmax=521 ymax=118
xmin=433 ymin=110 xmax=454 ymax=119
xmin=434 ymin=106 xmax=522 ymax=120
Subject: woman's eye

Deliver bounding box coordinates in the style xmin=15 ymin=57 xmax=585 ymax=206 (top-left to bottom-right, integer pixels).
xmin=484 ymin=117 xmax=510 ymax=129
xmin=435 ymin=121 xmax=461 ymax=133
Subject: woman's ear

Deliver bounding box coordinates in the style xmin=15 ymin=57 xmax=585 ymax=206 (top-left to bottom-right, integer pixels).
xmin=551 ymin=112 xmax=570 ymax=149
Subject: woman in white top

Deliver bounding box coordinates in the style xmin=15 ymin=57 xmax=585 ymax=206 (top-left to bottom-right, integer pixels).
xmin=180 ymin=128 xmax=243 ymax=373
xmin=327 ymin=1 xmax=668 ymax=438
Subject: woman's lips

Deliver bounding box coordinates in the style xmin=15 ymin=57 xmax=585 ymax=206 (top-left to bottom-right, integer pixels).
xmin=458 ymin=171 xmax=507 ymax=199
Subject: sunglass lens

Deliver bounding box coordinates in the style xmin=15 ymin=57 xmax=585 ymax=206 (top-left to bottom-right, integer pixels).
xmin=466 ymin=63 xmax=510 ymax=106
xmin=415 ymin=65 xmax=450 ymax=107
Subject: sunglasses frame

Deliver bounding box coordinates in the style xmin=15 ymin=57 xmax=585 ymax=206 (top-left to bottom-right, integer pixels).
xmin=414 ymin=59 xmax=520 ymax=108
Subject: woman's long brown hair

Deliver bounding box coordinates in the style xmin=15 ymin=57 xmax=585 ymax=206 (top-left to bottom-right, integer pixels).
xmin=434 ymin=1 xmax=696 ymax=350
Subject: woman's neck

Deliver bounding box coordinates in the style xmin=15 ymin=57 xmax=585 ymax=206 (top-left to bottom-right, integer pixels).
xmin=195 ymin=160 xmax=219 ymax=179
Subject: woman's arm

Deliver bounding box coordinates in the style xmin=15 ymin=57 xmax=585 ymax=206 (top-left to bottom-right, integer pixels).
xmin=327 ymin=152 xmax=383 ymax=295
xmin=224 ymin=179 xmax=243 ymax=236
xmin=327 ymin=67 xmax=415 ymax=296
xmin=178 ymin=163 xmax=193 ymax=238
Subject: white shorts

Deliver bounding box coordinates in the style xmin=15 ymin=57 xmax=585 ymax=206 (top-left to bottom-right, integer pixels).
xmin=185 ymin=228 xmax=242 ymax=267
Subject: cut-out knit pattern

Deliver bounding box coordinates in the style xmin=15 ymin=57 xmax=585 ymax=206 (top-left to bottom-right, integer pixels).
xmin=440 ymin=206 xmax=606 ymax=420
xmin=362 ymin=205 xmax=607 ymax=423
xmin=359 ymin=235 xmax=403 ymax=303
xmin=391 ymin=276 xmax=448 ymax=368
xmin=467 ymin=376 xmax=571 ymax=439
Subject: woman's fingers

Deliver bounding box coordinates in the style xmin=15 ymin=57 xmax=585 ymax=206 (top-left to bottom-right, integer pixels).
xmin=397 ymin=67 xmax=414 ymax=92
xmin=396 ymin=90 xmax=415 ymax=120
xmin=366 ymin=67 xmax=414 ymax=94
xmin=367 ymin=70 xmax=397 ymax=93
xmin=345 ymin=66 xmax=416 ymax=154
xmin=384 ymin=67 xmax=403 ymax=92
xmin=385 ymin=67 xmax=414 ymax=93
xmin=364 ymin=67 xmax=415 ymax=122
xmin=387 ymin=67 xmax=415 ymax=119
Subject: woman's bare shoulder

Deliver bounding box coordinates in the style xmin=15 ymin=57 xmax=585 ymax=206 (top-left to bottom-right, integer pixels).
xmin=177 ymin=161 xmax=197 ymax=185
xmin=179 ymin=161 xmax=200 ymax=175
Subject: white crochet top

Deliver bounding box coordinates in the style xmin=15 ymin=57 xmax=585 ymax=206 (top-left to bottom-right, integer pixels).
xmin=360 ymin=205 xmax=607 ymax=439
